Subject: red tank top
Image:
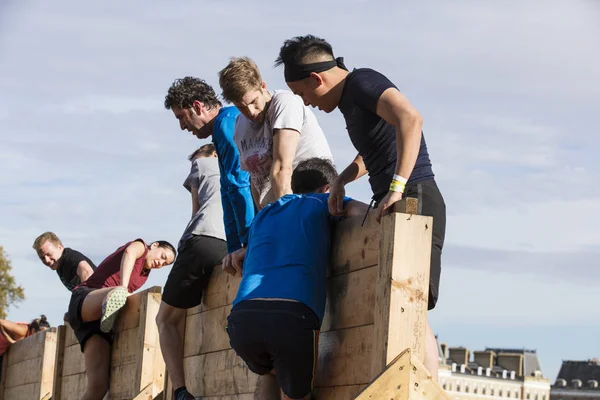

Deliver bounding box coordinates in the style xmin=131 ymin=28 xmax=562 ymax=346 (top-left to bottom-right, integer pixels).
xmin=77 ymin=239 xmax=150 ymax=293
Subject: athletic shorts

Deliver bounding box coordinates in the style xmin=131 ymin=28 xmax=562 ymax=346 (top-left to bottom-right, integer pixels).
xmin=227 ymin=300 xmax=320 ymax=399
xmin=162 ymin=235 xmax=227 ymax=309
xmin=375 ymin=179 xmax=446 ymax=310
xmin=67 ymin=286 xmax=113 ymax=351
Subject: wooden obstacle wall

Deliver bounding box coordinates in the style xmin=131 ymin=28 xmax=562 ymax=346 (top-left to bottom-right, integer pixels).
xmin=52 ymin=286 xmax=165 ymax=400
xmin=167 ymin=200 xmax=437 ymax=400
xmin=0 ymin=328 xmax=57 ymax=400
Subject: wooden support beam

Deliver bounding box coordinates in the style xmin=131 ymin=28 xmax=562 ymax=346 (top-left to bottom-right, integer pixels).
xmin=357 ymin=348 xmax=450 ymax=400
xmin=371 ymin=206 xmax=433 ymax=378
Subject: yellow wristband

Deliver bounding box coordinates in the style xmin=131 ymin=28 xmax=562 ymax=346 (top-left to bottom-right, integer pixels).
xmin=390 ymin=180 xmax=405 ymax=193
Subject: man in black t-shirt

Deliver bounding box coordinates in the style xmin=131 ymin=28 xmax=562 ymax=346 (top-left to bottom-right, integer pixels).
xmin=275 ymin=35 xmax=446 ymax=381
xmin=33 ymin=232 xmax=96 ymax=291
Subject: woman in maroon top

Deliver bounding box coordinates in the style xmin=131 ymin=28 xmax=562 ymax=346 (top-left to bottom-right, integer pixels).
xmin=67 ymin=238 xmax=176 ymax=400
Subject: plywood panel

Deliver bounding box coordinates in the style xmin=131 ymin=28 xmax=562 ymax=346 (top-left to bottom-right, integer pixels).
xmin=56 ymin=373 xmax=87 ymax=400
xmin=188 ymin=268 xmax=241 ymax=315
xmin=62 ymin=344 xmax=86 ymax=376
xmin=316 ymin=325 xmax=373 ymax=388
xmin=184 ymin=349 xmax=258 ymax=396
xmin=184 ymin=305 xmax=231 ymax=357
xmin=2 ymin=383 xmax=40 ymax=400
xmin=321 ymin=266 xmax=376 ymax=333
xmin=330 ymin=213 xmax=380 ymax=277
xmin=4 ymin=357 xmax=43 ymax=387
xmin=5 ymin=331 xmax=47 ymax=365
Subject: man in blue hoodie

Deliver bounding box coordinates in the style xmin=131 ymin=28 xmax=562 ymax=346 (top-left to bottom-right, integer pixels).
xmin=163 ymin=77 xmax=255 ymax=400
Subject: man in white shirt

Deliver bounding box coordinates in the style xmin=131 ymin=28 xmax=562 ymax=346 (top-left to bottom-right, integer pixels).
xmin=218 ymin=57 xmax=334 ymax=209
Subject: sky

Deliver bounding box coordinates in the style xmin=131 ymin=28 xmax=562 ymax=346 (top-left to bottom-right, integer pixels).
xmin=1 ymin=0 xmax=599 ymax=382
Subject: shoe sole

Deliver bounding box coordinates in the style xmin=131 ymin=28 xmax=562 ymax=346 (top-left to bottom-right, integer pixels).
xmin=100 ymin=287 xmax=128 ymax=333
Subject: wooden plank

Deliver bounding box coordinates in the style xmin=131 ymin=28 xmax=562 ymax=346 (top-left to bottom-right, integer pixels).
xmin=111 ymin=328 xmax=139 ymax=367
xmin=371 ymin=213 xmax=432 ymax=378
xmin=316 ymin=325 xmax=373 ymax=388
xmin=4 ymin=357 xmax=43 ymax=387
xmin=184 ymin=349 xmax=258 ymax=396
xmin=409 ymin=352 xmax=451 ymax=400
xmin=314 ymin=385 xmax=367 ymax=400
xmin=52 ymin=326 xmax=67 ymax=400
xmin=55 ymin=374 xmax=87 ymax=400
xmin=39 ymin=329 xmax=57 ymax=399
xmin=357 ymin=349 xmax=411 ymax=399
xmin=2 ymin=382 xmax=40 ymax=400
xmin=64 ymin=323 xmax=79 ymax=347
xmin=184 ymin=305 xmax=231 ymax=357
xmin=110 ymin=362 xmax=138 ymax=399
xmin=321 ymin=266 xmax=376 ymax=333
xmin=0 ymin=349 xmax=8 ymax=400
xmin=392 ymin=197 xmax=419 ymax=215
xmin=139 ymin=291 xmax=165 ymax=398
xmin=5 ymin=330 xmax=48 ymax=365
xmin=62 ymin=344 xmax=86 ymax=376
xmin=330 ymin=212 xmax=380 ymax=277
xmin=188 ymin=267 xmax=241 ymax=315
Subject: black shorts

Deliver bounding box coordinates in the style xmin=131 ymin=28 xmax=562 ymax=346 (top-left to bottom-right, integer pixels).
xmin=162 ymin=235 xmax=227 ymax=309
xmin=375 ymin=179 xmax=446 ymax=310
xmin=67 ymin=286 xmax=113 ymax=351
xmin=227 ymin=300 xmax=320 ymax=399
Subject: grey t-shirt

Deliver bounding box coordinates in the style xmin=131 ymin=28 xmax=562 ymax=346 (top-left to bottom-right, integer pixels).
xmin=179 ymin=157 xmax=226 ymax=248
xmin=234 ymin=90 xmax=334 ymax=208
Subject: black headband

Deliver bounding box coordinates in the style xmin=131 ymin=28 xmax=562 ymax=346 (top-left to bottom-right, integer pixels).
xmin=284 ymin=57 xmax=348 ymax=82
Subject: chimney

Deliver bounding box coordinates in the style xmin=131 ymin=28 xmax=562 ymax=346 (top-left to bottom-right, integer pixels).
xmin=440 ymin=343 xmax=448 ymax=359
xmin=448 ymin=347 xmax=470 ymax=366
xmin=474 ymin=350 xmax=496 ymax=369
xmin=555 ymin=379 xmax=567 ymax=387
xmin=497 ymin=353 xmax=524 ymax=376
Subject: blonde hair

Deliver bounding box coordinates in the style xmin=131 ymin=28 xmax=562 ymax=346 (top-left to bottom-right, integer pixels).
xmin=218 ymin=57 xmax=263 ymax=103
xmin=32 ymin=232 xmax=63 ymax=251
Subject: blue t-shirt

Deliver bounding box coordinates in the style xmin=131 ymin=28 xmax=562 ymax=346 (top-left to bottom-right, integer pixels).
xmin=233 ymin=193 xmax=351 ymax=324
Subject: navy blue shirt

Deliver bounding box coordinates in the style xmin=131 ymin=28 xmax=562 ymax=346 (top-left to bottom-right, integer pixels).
xmin=338 ymin=68 xmax=434 ymax=201
xmin=233 ymin=193 xmax=351 ymax=323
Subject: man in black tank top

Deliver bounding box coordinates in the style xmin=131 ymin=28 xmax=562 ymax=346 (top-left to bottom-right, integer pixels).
xmin=276 ymin=35 xmax=446 ymax=381
xmin=33 ymin=232 xmax=96 ymax=291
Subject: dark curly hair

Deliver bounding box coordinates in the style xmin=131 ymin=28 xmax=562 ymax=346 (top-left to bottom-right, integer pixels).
xmin=164 ymin=77 xmax=222 ymax=110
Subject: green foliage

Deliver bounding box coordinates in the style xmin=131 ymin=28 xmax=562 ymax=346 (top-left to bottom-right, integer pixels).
xmin=0 ymin=246 xmax=25 ymax=319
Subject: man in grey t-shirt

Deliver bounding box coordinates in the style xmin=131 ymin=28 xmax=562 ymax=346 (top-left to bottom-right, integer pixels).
xmin=218 ymin=57 xmax=334 ymax=209
xmin=156 ymin=143 xmax=228 ymax=400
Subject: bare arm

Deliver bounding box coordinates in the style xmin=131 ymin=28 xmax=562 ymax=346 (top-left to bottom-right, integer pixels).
xmin=329 ymin=153 xmax=368 ymax=216
xmin=270 ymin=129 xmax=300 ymax=201
xmin=345 ymin=200 xmax=370 ymax=219
xmin=76 ymin=260 xmax=94 ymax=283
xmin=376 ymin=88 xmax=423 ymax=182
xmin=0 ymin=319 xmax=28 ymax=342
xmin=336 ymin=153 xmax=369 ymax=186
xmin=191 ymin=186 xmax=200 ymax=216
xmin=119 ymin=241 xmax=146 ymax=290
